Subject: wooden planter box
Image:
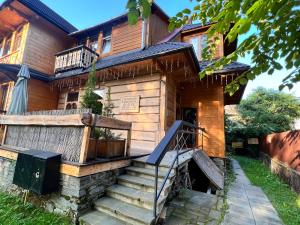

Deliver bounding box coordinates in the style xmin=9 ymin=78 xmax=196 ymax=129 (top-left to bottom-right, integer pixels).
xmin=97 ymin=139 xmax=126 ymax=158
xmin=87 ymin=138 xmax=98 ymax=160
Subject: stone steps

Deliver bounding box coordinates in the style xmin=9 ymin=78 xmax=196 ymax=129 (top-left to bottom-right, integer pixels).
xmin=117 ymin=174 xmax=171 ymax=195
xmin=107 ymin=184 xmax=167 ymax=210
xmin=79 ymin=152 xmax=194 ymax=225
xmin=79 ymin=211 xmax=126 ymax=225
xmin=125 ymin=166 xmax=175 ymax=181
xmin=95 ymin=197 xmax=154 ymax=225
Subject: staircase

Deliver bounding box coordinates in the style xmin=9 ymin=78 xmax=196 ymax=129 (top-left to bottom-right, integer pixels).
xmin=79 ymin=157 xmax=179 ymax=225
xmin=80 ymin=120 xmax=198 ymax=225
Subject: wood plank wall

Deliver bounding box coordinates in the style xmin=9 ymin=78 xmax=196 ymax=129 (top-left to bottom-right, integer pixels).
xmin=107 ymin=74 xmax=161 ymax=154
xmin=179 ymin=82 xmax=225 ymax=158
xmin=111 ymin=20 xmax=143 ymax=55
xmin=22 ymin=19 xmax=72 ymax=75
xmin=149 ymin=13 xmax=169 ymax=45
xmin=165 ymin=75 xmax=177 ymax=130
xmin=27 ymin=79 xmax=58 ymax=112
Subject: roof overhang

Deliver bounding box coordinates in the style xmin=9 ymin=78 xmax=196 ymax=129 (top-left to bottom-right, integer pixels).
xmin=0 ymin=64 xmax=51 ymax=82
xmin=0 ymin=0 xmax=77 ymax=34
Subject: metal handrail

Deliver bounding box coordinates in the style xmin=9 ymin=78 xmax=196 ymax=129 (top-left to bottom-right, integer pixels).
xmin=146 ymin=120 xmax=205 ymax=222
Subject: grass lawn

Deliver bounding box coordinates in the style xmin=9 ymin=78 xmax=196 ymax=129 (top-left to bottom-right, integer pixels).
xmin=235 ymin=155 xmax=300 ymax=225
xmin=0 ymin=192 xmax=71 ymax=225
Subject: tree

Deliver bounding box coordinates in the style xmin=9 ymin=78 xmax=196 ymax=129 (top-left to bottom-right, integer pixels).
xmin=81 ymin=63 xmax=102 ymax=115
xmin=226 ymin=87 xmax=300 ymax=138
xmin=126 ymin=0 xmax=300 ymax=95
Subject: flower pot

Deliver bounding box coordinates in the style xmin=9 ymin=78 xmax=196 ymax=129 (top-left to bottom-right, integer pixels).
xmin=97 ymin=139 xmax=126 ymax=158
xmin=87 ymin=138 xmax=97 ymax=160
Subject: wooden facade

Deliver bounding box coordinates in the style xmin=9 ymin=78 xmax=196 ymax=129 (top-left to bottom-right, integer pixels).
xmin=0 ymin=0 xmax=248 ymax=159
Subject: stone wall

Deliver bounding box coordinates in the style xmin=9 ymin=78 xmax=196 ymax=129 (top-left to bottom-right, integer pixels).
xmin=0 ymin=156 xmax=123 ymax=222
xmin=260 ymin=152 xmax=300 ymax=194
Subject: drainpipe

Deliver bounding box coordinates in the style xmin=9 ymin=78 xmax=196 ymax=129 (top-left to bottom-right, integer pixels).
xmin=141 ymin=18 xmax=149 ymax=49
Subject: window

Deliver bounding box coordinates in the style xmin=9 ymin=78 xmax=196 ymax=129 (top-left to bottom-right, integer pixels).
xmin=188 ymin=34 xmax=208 ymax=60
xmin=65 ymin=92 xmax=79 ymax=110
xmin=3 ymin=36 xmax=12 ymax=56
xmin=101 ymin=29 xmax=112 ymax=54
xmin=89 ymin=40 xmax=98 ymax=52
xmin=13 ymin=27 xmax=23 ymax=52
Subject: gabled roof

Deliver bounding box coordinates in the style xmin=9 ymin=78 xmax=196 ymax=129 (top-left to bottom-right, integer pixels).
xmin=0 ymin=64 xmax=51 ymax=82
xmin=54 ymin=42 xmax=198 ymax=79
xmin=0 ymin=0 xmax=77 ymax=33
xmin=69 ymin=2 xmax=169 ymax=38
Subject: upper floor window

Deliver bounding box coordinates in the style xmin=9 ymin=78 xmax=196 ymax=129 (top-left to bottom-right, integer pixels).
xmin=89 ymin=40 xmax=98 ymax=52
xmin=3 ymin=35 xmax=12 ymax=56
xmin=13 ymin=27 xmax=23 ymax=52
xmin=188 ymin=34 xmax=208 ymax=60
xmin=101 ymin=29 xmax=112 ymax=54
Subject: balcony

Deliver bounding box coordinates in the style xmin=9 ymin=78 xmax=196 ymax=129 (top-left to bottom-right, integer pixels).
xmin=0 ymin=51 xmax=20 ymax=64
xmin=54 ymin=45 xmax=99 ymax=74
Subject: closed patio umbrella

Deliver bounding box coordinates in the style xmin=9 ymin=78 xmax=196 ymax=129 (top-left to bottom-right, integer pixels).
xmin=7 ymin=65 xmax=30 ymax=115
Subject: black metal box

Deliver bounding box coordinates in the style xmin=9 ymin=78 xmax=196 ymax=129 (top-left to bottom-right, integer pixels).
xmin=13 ymin=150 xmax=61 ymax=195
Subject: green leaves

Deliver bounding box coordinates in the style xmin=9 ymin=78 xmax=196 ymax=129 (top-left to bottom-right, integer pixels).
xmin=126 ymin=0 xmax=152 ymax=25
xmin=126 ymin=0 xmax=300 ymax=94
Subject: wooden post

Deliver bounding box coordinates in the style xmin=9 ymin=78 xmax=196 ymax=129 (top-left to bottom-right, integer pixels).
xmin=1 ymin=125 xmax=7 ymax=145
xmin=79 ymin=126 xmax=91 ymax=164
xmin=125 ymin=127 xmax=132 ymax=156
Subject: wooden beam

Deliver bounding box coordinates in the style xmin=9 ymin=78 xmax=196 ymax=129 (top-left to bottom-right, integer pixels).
xmin=82 ymin=113 xmax=132 ymax=130
xmin=0 ymin=114 xmax=88 ymax=126
xmin=152 ymin=58 xmax=166 ymax=73
xmin=0 ymin=148 xmax=131 ymax=177
xmin=79 ymin=126 xmax=91 ymax=164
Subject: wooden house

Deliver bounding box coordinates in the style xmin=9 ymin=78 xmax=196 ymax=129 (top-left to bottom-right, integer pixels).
xmin=0 ymin=0 xmax=249 ymax=158
xmin=0 ymin=0 xmax=250 ymax=223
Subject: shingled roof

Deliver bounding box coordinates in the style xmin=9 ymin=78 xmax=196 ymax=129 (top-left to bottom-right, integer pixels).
xmin=0 ymin=0 xmax=77 ymax=33
xmin=199 ymin=60 xmax=250 ymax=74
xmin=54 ymin=42 xmax=198 ymax=79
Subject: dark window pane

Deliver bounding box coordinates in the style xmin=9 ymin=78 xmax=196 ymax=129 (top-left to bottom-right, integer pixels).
xmin=67 ymin=92 xmax=79 ymax=102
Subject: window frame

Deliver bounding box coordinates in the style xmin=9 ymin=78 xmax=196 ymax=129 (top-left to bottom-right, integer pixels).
xmin=186 ymin=33 xmax=208 ymax=61
xmin=101 ymin=28 xmax=112 ymax=55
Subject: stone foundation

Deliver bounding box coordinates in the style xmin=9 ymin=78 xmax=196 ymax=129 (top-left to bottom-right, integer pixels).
xmin=0 ymin=156 xmax=124 ymax=221
xmin=260 ymin=152 xmax=300 ymax=194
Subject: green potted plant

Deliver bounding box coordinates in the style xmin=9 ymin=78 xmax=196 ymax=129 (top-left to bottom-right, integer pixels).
xmin=97 ymin=87 xmax=125 ymax=158
xmin=81 ymin=63 xmax=102 ymax=160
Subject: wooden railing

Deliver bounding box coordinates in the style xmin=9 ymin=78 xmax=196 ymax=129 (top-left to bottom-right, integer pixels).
xmin=146 ymin=120 xmax=206 ymax=222
xmin=54 ymin=45 xmax=99 ymax=74
xmin=0 ymin=112 xmax=132 ymax=164
xmin=0 ymin=51 xmax=20 ymax=64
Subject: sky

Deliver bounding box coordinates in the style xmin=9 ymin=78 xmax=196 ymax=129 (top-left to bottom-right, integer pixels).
xmin=1 ymin=0 xmax=299 ymax=98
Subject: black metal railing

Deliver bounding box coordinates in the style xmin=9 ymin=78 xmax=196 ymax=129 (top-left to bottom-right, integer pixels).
xmin=146 ymin=120 xmax=206 ymax=222
xmin=54 ymin=45 xmax=99 ymax=74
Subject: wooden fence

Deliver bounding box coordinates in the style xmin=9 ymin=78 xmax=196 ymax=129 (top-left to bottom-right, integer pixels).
xmin=0 ymin=109 xmax=132 ymax=163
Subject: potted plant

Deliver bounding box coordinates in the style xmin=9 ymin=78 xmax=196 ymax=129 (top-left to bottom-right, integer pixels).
xmin=81 ymin=63 xmax=102 ymax=160
xmin=97 ymin=87 xmax=125 ymax=158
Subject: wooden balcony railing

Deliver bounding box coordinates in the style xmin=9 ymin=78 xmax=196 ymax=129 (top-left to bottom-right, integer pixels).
xmin=54 ymin=45 xmax=99 ymax=74
xmin=0 ymin=51 xmax=20 ymax=64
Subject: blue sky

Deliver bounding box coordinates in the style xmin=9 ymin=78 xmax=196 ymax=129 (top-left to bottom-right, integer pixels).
xmin=1 ymin=0 xmax=299 ymax=98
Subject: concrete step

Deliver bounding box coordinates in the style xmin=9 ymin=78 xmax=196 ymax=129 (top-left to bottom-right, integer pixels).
xmin=107 ymin=184 xmax=167 ymax=211
xmin=95 ymin=197 xmax=154 ymax=225
xmin=117 ymin=174 xmax=172 ymax=195
xmin=126 ymin=166 xmax=175 ymax=181
xmin=132 ymin=151 xmax=193 ymax=171
xmin=79 ymin=210 xmax=126 ymax=225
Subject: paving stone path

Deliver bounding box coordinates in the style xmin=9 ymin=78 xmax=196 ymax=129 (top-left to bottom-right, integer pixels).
xmin=165 ymin=189 xmax=224 ymax=225
xmin=223 ymin=159 xmax=283 ymax=225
